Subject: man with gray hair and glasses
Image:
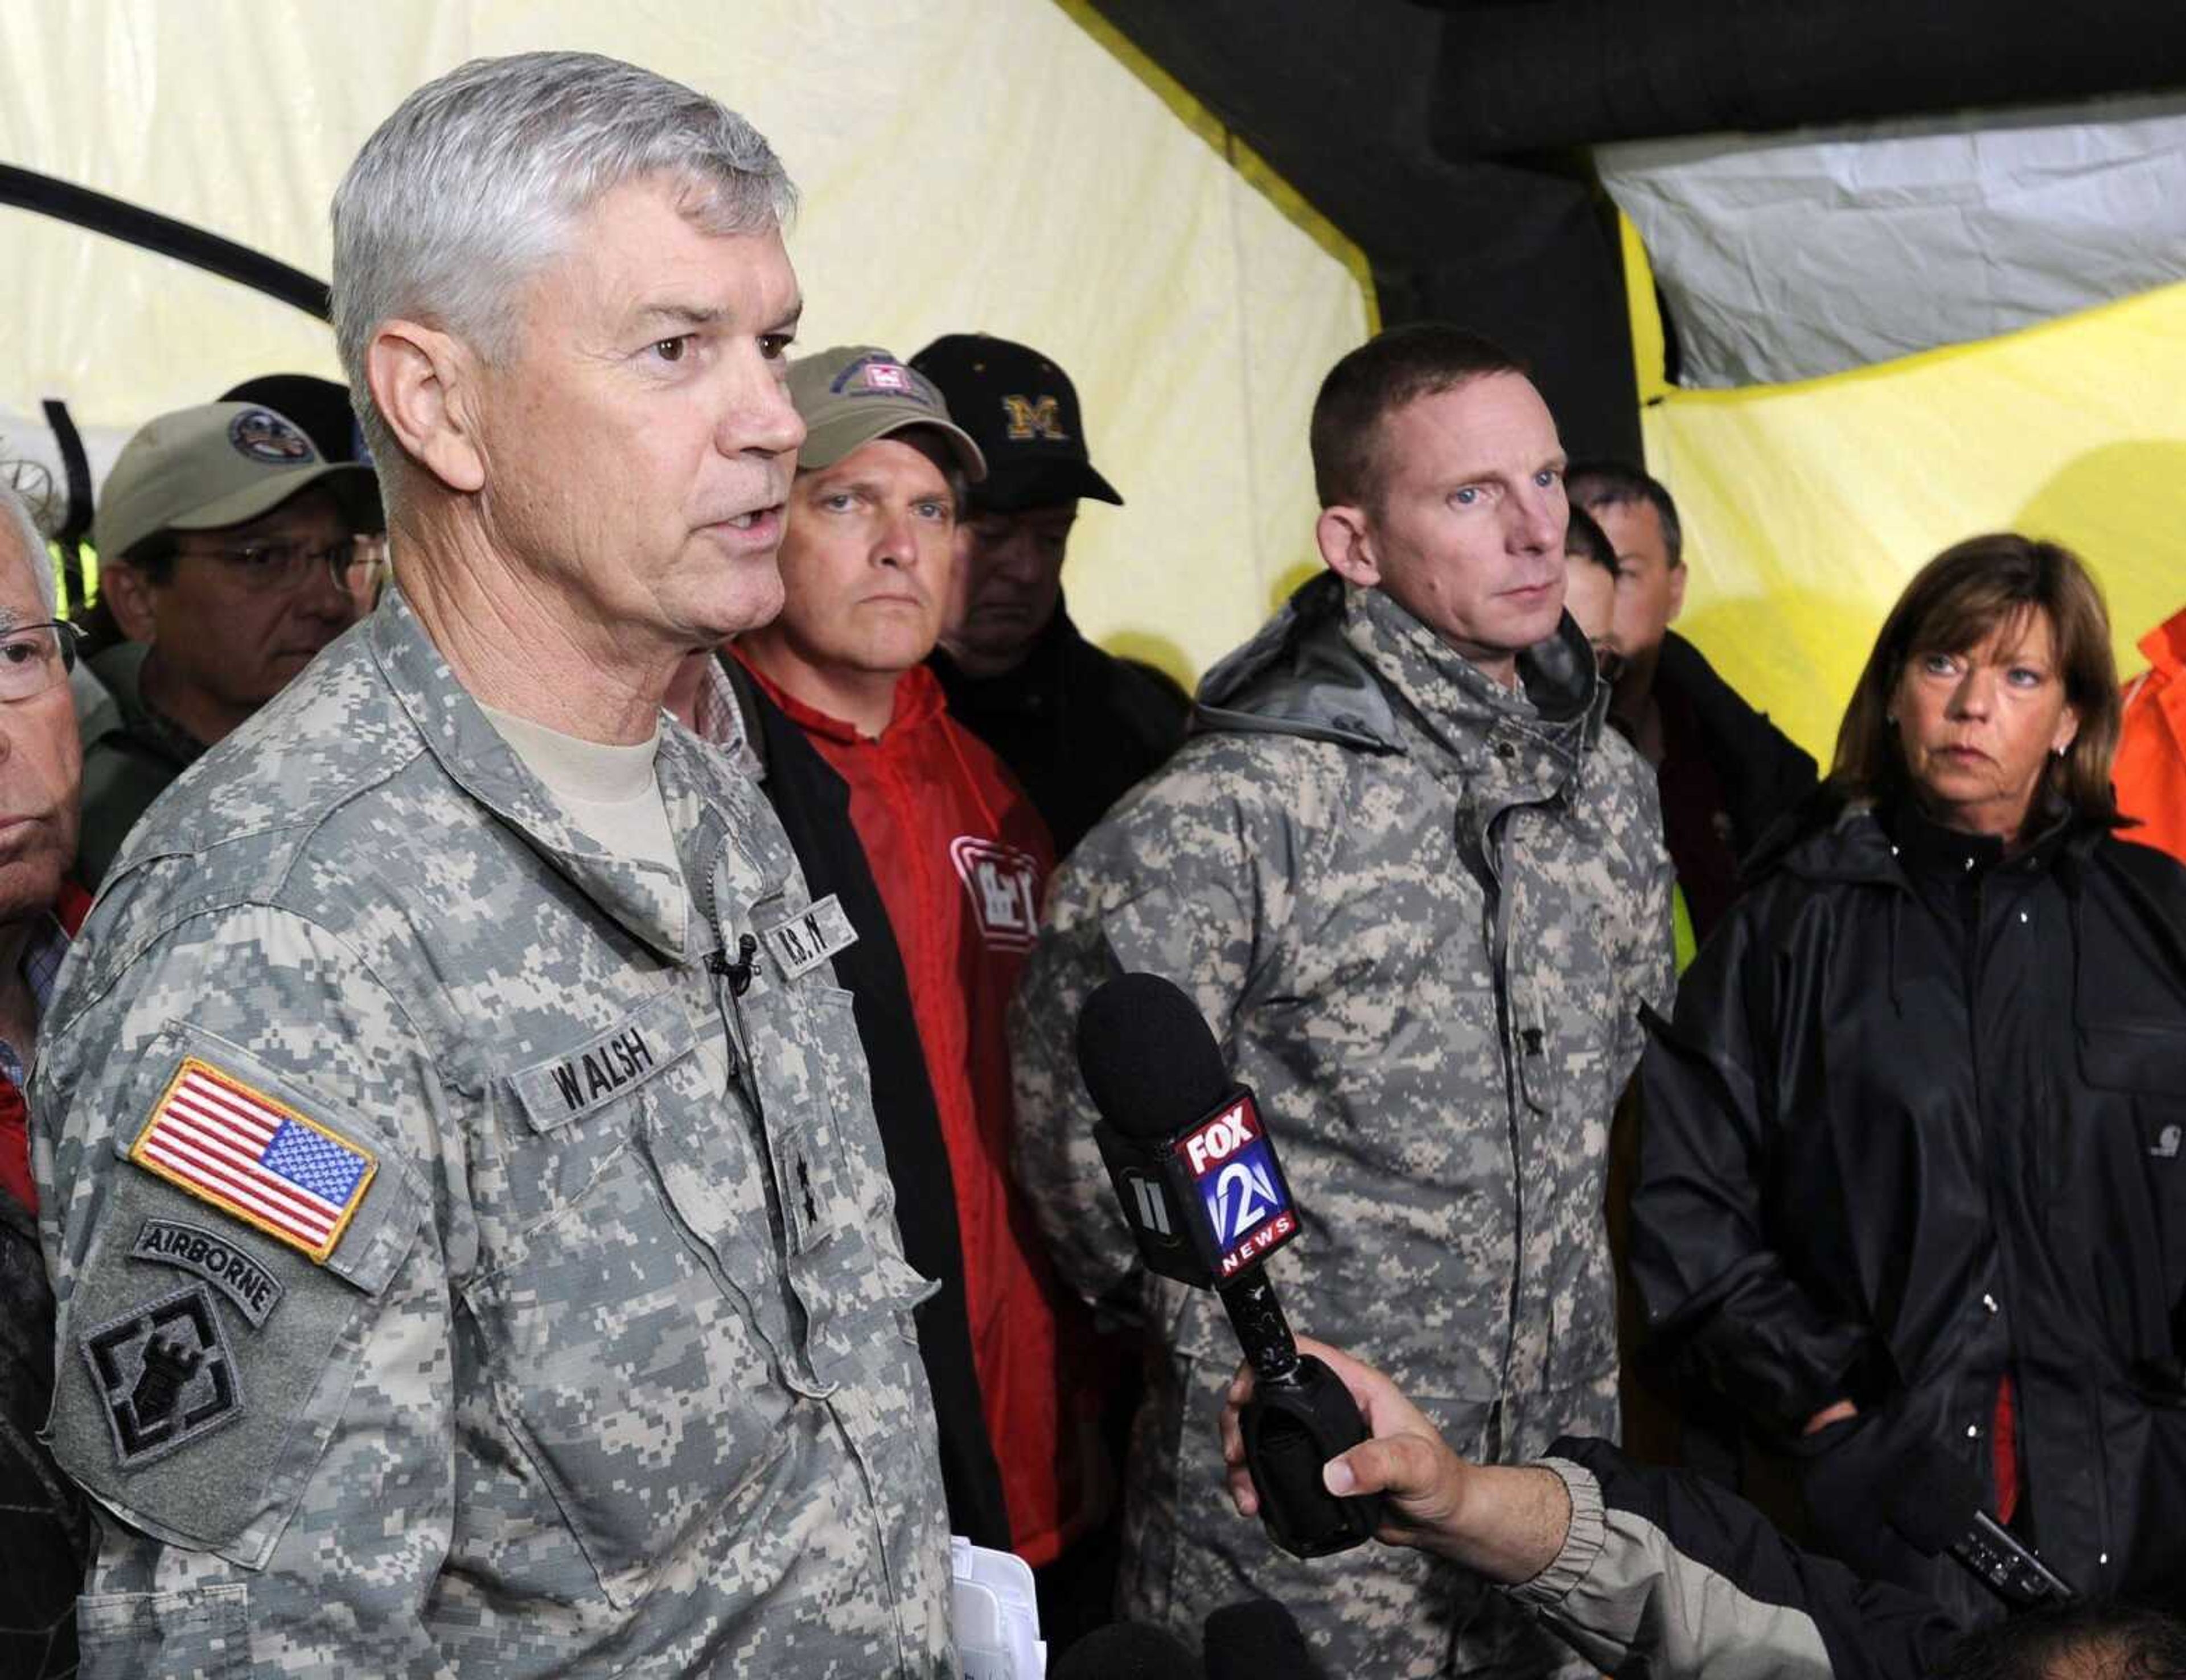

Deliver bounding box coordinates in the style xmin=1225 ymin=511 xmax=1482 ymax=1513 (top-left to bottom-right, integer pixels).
xmin=35 ymin=53 xmax=955 ymax=1677
xmin=76 ymin=400 xmax=379 ymax=886
xmin=0 ymin=481 xmax=93 ymax=1680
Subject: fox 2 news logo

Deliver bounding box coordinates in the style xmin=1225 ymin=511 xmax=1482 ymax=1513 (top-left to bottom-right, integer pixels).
xmin=1178 ymin=1097 xmax=1297 ymax=1277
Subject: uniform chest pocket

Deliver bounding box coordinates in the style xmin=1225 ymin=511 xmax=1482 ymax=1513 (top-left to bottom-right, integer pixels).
xmin=461 ymin=1123 xmax=791 ymax=1609
xmin=2079 ymin=1024 xmax=2186 ymax=1310
xmin=1510 ymin=897 xmax=1623 ymax=1123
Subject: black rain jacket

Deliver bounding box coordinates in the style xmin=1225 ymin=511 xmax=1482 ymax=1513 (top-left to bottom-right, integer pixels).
xmin=1633 ymin=796 xmax=2186 ymax=1620
xmin=929 ymin=599 xmax=1187 ymax=859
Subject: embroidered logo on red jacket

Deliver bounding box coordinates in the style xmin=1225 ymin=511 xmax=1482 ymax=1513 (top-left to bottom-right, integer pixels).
xmin=950 ymin=836 xmax=1042 ymax=952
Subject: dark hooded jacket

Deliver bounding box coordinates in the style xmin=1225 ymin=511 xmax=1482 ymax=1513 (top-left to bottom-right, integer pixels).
xmin=1633 ymin=794 xmax=2186 ymax=1619
xmin=76 ymin=642 xmax=207 ymax=890
xmin=930 ymin=598 xmax=1187 ymax=858
xmin=1644 ymin=629 xmax=1818 ymax=941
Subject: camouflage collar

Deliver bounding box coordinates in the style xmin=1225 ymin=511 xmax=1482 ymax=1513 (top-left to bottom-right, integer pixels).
xmin=368 ymin=589 xmax=694 ymax=962
xmin=1190 ymin=571 xmax=1605 ymax=770
xmin=1342 ymin=584 xmax=1601 ymax=768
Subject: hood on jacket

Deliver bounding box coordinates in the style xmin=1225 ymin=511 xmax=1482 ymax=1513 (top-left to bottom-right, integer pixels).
xmin=1190 ymin=571 xmax=1603 ymax=755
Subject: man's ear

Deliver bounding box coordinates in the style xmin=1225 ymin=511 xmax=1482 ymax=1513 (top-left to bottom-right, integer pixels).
xmin=97 ymin=558 xmax=161 ymax=645
xmin=1316 ymin=504 xmax=1381 ymax=589
xmin=367 ymin=319 xmax=487 ymax=495
xmin=1667 ymin=560 xmax=1688 ymax=624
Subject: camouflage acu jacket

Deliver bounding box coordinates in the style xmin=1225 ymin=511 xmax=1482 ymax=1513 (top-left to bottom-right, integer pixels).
xmin=34 ymin=590 xmax=954 ymax=1677
xmin=1012 ymin=575 xmax=1674 ymax=1674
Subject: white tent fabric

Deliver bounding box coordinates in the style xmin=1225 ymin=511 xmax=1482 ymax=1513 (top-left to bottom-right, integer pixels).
xmin=0 ymin=1 xmax=1370 ymax=681
xmin=1600 ymin=94 xmax=2186 ymax=388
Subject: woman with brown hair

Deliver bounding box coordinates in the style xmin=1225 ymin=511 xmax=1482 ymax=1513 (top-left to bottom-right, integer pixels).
xmin=1632 ymin=534 xmax=2186 ymax=1619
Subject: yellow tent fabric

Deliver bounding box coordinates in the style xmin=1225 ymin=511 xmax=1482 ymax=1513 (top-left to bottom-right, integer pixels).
xmin=1625 ymin=215 xmax=2186 ymax=763
xmin=0 ymin=1 xmax=1371 ymax=682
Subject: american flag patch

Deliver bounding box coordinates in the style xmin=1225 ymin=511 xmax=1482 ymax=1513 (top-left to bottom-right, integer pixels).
xmin=128 ymin=1059 xmax=376 ymax=1264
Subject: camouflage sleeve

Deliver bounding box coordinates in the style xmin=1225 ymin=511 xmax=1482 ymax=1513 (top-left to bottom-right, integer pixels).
xmin=1008 ymin=747 xmax=1302 ymax=1308
xmin=34 ymin=904 xmax=449 ymax=1677
xmin=1609 ymin=749 xmax=1678 ymax=1080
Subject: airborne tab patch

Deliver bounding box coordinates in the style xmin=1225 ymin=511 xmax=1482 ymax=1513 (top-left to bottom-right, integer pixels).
xmin=759 ymin=893 xmax=858 ymax=981
xmin=130 ymin=1218 xmax=285 ymax=1327
xmin=128 ymin=1059 xmax=376 ymax=1265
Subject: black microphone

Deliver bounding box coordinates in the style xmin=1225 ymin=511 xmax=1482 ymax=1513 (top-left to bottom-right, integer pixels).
xmin=1884 ymin=1452 xmax=2074 ymax=1607
xmin=1075 ymin=972 xmax=1380 ymax=1558
xmin=1049 ymin=1621 xmax=1206 ymax=1679
xmin=1202 ymin=1598 xmax=1318 ymax=1680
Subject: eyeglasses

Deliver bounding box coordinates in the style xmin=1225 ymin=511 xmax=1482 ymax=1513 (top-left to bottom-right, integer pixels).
xmin=174 ymin=535 xmax=377 ymax=596
xmin=0 ymin=619 xmax=84 ymax=705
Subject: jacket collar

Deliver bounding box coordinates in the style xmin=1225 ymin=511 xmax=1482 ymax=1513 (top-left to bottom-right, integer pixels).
xmin=1775 ymin=793 xmax=2099 ymax=892
xmin=368 ymin=587 xmax=694 ymax=961
xmin=1193 ymin=571 xmax=1604 ymax=773
xmin=930 ymin=596 xmax=1083 ymax=704
xmin=1343 ymin=581 xmax=1599 ymax=750
xmin=2141 ymin=602 xmax=2186 ymax=678
xmin=85 ymin=641 xmax=206 ymax=771
xmin=734 ymin=653 xmax=947 ymax=748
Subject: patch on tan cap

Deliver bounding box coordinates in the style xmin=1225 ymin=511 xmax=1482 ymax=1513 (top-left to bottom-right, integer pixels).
xmin=227 ymin=409 xmax=315 ymax=466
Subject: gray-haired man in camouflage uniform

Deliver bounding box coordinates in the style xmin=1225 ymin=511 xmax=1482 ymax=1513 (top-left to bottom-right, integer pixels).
xmin=34 ymin=53 xmax=954 ymax=1677
xmin=1012 ymin=325 xmax=1675 ymax=1676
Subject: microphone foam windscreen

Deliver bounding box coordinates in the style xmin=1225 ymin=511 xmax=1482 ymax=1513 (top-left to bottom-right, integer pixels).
xmin=1075 ymin=972 xmax=1230 ymax=1141
xmin=1882 ymin=1450 xmax=1982 ymax=1557
xmin=1050 ymin=1621 xmax=1206 ymax=1679
xmin=1203 ymin=1597 xmax=1317 ymax=1679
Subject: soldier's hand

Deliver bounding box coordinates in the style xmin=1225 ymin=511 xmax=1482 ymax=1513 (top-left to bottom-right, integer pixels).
xmin=1219 ymin=1335 xmax=1571 ymax=1581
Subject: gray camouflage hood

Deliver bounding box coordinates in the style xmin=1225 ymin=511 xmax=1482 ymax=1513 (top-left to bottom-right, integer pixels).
xmin=1192 ymin=570 xmax=1608 ymax=767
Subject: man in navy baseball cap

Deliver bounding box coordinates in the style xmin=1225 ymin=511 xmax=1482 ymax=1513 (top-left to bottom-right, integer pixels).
xmin=910 ymin=333 xmax=1184 ymax=855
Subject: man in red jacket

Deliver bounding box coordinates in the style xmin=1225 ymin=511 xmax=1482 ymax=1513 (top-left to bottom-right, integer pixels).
xmin=0 ymin=482 xmax=93 ymax=1677
xmin=733 ymin=347 xmax=1114 ymax=1588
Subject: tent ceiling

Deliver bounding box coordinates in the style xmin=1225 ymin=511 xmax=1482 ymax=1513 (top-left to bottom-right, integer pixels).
xmin=1086 ymin=0 xmax=1641 ymax=459
xmin=1089 ymin=0 xmax=2186 ymax=444
xmin=1417 ymin=0 xmax=2186 ymax=158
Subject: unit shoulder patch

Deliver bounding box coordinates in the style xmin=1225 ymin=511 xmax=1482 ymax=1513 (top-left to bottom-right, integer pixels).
xmin=79 ymin=1280 xmax=244 ymax=1469
xmin=128 ymin=1057 xmax=376 ymax=1264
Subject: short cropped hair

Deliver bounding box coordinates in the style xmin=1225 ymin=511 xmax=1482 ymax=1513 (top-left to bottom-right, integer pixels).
xmin=332 ymin=51 xmax=795 ymax=491
xmin=1564 ymin=503 xmax=1617 ymax=577
xmin=1830 ymin=533 xmax=2123 ymax=827
xmin=1930 ymin=1597 xmax=2186 ymax=1680
xmin=1567 ymin=460 xmax=1683 ymax=567
xmin=0 ymin=480 xmax=59 ymax=619
xmin=1310 ymin=325 xmax=1527 ymax=511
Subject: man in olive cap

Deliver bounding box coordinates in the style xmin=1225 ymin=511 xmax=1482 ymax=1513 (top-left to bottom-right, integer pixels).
xmin=910 ymin=333 xmax=1186 ymax=856
xmin=734 ymin=346 xmax=1123 ymax=1596
xmin=79 ymin=401 xmax=380 ymax=883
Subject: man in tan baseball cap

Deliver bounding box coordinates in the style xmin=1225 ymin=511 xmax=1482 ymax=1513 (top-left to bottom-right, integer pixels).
xmin=78 ymin=401 xmax=381 ymax=884
xmin=729 ymin=343 xmax=1125 ymax=1594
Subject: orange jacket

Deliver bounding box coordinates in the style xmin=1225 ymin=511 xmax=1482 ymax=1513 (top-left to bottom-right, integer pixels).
xmin=736 ymin=656 xmax=1107 ymax=1564
xmin=2118 ymin=604 xmax=2186 ymax=867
